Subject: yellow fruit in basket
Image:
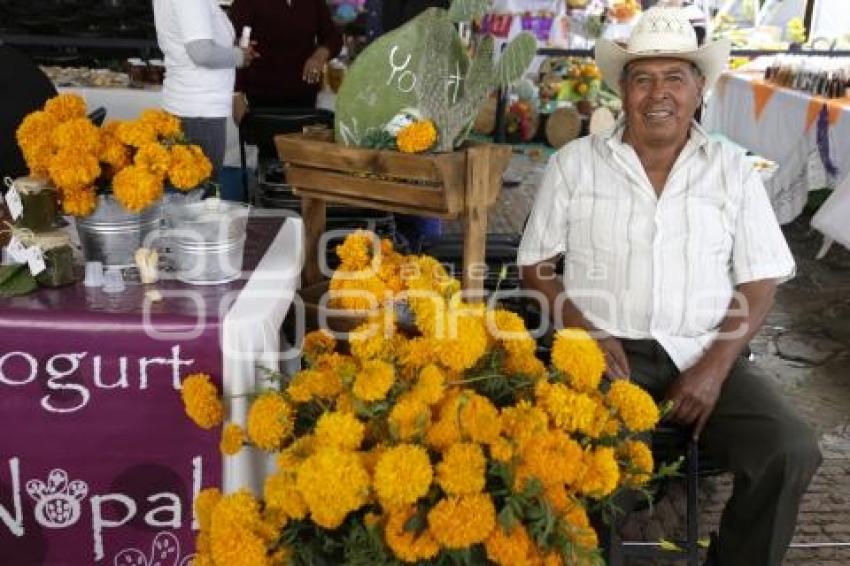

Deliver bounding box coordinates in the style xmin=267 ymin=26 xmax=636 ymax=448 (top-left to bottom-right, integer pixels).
xmin=582 ymin=64 xmax=600 ymax=78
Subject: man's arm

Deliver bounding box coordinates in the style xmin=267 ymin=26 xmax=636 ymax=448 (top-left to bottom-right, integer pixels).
xmin=520 ymin=259 xmax=630 ymax=379
xmin=665 ymin=278 xmax=778 ymax=439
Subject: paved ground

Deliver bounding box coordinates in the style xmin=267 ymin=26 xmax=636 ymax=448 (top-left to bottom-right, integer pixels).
xmin=448 ymin=151 xmax=850 ymax=565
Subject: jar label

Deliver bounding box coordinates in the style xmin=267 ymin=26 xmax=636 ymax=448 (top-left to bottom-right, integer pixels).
xmin=7 ymin=236 xmax=29 ymax=263
xmin=6 ymin=186 xmax=23 ymax=220
xmin=27 ymin=245 xmax=46 ymax=276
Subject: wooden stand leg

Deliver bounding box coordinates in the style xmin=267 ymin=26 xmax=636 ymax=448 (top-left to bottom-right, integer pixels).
xmin=302 ymin=196 xmax=326 ymax=287
xmin=462 ymin=205 xmax=487 ymax=296
xmin=462 ymin=145 xmax=508 ymax=298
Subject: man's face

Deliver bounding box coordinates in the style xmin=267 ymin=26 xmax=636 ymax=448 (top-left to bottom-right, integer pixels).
xmin=619 ymin=58 xmax=705 ymax=147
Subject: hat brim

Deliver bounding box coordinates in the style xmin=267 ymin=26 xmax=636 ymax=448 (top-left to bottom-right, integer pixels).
xmin=595 ymin=37 xmax=731 ymax=96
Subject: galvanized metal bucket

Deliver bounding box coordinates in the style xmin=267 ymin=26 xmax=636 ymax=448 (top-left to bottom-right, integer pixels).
xmin=166 ymin=199 xmax=251 ymax=285
xmin=173 ymin=235 xmax=247 ymax=285
xmin=76 ymin=196 xmax=162 ymax=268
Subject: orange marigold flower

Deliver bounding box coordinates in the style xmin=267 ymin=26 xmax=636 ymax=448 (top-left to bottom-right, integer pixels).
xmin=219 ymin=423 xmax=244 ymax=456
xmin=50 ymin=117 xmax=101 ymax=153
xmin=396 ymin=120 xmax=437 ymax=153
xmin=44 ymin=93 xmax=87 ymax=121
xmin=436 ymin=442 xmax=486 ymax=496
xmin=302 ymin=330 xmax=336 ymax=363
xmin=48 ymin=147 xmax=100 ymax=192
xmin=134 ymin=143 xmax=171 ymax=178
xmin=484 ymin=522 xmax=536 ymax=566
xmin=60 ymin=186 xmax=97 ymax=217
xmin=373 ymin=444 xmax=432 ymax=509
xmin=618 ymin=439 xmax=654 ymax=488
xmin=168 ymin=144 xmax=212 ymax=190
xmin=180 ymin=373 xmax=223 ymax=429
xmin=352 ymin=359 xmax=395 ymax=402
xmin=577 ymin=446 xmax=620 ymax=499
xmin=139 ymin=108 xmax=182 ymax=138
xmin=246 ymin=392 xmax=294 ymax=451
xmin=427 ymin=493 xmax=496 ymax=549
xmin=116 ymin=120 xmax=158 ymax=148
xmin=388 ymin=396 xmax=431 ymax=441
xmin=606 ymin=380 xmax=660 ymax=433
xmin=111 ymin=164 xmax=163 ymax=213
xmin=551 ymin=328 xmax=606 ymax=392
xmin=385 ymin=506 xmax=440 ymax=563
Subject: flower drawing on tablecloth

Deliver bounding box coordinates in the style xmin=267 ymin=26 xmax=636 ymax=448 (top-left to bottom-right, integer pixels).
xmin=113 ymin=531 xmax=195 ymax=566
xmin=25 ymin=469 xmax=88 ymax=528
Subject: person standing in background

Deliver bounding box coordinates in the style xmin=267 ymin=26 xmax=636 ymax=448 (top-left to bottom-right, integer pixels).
xmin=382 ymin=0 xmax=450 ymax=32
xmin=153 ymin=0 xmax=257 ymax=184
xmin=229 ymin=0 xmax=342 ymax=114
xmin=0 ymin=43 xmax=57 ymax=180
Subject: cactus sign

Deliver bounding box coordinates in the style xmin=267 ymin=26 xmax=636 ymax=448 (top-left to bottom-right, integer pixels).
xmin=335 ymin=8 xmax=469 ymax=148
xmin=335 ymin=1 xmax=536 ymax=151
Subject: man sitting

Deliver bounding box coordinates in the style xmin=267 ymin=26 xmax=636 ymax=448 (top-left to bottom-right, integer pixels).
xmin=518 ymin=7 xmax=821 ymax=566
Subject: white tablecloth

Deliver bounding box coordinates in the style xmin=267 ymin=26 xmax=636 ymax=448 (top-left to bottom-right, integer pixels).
xmin=704 ymin=72 xmax=850 ymax=225
xmin=57 ymin=85 xmax=255 ymax=169
xmin=812 ymin=174 xmax=850 ymax=256
xmin=222 ymin=214 xmax=303 ymax=493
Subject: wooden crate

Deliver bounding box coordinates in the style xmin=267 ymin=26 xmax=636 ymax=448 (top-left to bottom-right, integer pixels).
xmin=275 ymin=132 xmax=512 ymax=293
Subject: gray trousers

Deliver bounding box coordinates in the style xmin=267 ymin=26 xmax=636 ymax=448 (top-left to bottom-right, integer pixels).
xmin=622 ymin=339 xmax=822 ymax=566
xmin=179 ymin=116 xmax=227 ymax=184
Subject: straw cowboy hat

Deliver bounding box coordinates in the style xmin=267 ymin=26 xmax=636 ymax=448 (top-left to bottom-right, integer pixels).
xmin=595 ymin=6 xmax=731 ymax=96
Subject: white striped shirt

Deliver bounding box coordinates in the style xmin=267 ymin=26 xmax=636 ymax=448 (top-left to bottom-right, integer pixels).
xmin=517 ymin=120 xmax=795 ymax=370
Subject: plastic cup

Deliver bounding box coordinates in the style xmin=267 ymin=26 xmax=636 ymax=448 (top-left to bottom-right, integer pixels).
xmin=102 ymin=267 xmax=125 ymax=293
xmin=83 ymin=261 xmax=105 ymax=287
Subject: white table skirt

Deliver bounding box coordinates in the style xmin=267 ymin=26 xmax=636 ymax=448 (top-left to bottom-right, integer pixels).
xmin=222 ymin=214 xmax=303 ymax=493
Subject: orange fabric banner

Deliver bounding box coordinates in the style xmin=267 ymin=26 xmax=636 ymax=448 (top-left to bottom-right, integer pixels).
xmin=805 ymin=98 xmax=850 ymax=132
xmin=751 ymin=80 xmax=777 ymax=121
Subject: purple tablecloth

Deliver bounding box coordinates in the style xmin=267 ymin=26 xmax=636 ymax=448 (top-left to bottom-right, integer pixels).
xmin=0 ymin=217 xmax=282 ymax=565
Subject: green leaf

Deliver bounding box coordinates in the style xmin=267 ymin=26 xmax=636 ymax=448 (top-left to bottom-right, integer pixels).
xmin=495 ymin=32 xmax=536 ymax=87
xmin=497 ymin=504 xmax=517 ymax=531
xmin=659 ymin=538 xmax=684 ymax=552
xmin=0 ymin=264 xmax=25 ymax=286
xmin=361 ymin=129 xmax=397 ymax=150
xmin=448 ymin=0 xmax=492 ymax=22
xmin=0 ymin=264 xmax=37 ymax=297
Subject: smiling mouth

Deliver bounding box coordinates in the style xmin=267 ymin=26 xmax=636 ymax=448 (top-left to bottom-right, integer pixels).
xmin=644 ymin=109 xmax=674 ymax=121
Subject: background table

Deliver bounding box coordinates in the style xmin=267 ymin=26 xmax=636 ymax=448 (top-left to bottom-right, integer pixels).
xmin=704 ymin=71 xmax=850 ymax=225
xmin=0 ymin=214 xmax=301 ymax=565
xmin=57 ymin=85 xmax=256 ymax=169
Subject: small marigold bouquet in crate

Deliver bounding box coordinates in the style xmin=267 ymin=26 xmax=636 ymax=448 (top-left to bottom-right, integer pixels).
xmin=15 ymin=93 xmax=212 ymax=216
xmin=180 ymin=231 xmax=667 ymax=566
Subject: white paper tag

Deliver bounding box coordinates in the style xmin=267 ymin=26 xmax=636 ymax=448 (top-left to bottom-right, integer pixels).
xmin=27 ymin=246 xmax=46 ymax=276
xmin=6 ymin=186 xmax=23 ymax=220
xmin=7 ymin=236 xmax=28 ymax=264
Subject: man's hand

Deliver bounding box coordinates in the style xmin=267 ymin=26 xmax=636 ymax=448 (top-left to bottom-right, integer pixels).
xmin=598 ymin=336 xmax=630 ymax=380
xmin=664 ymin=360 xmax=727 ymax=440
xmin=302 ymin=54 xmax=327 ymax=84
xmin=239 ymin=43 xmax=260 ymax=67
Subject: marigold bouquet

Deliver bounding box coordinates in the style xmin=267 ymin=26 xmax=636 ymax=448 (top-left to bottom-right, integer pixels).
xmin=180 ymin=231 xmax=666 ymax=566
xmin=15 ymin=93 xmax=212 ymax=216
